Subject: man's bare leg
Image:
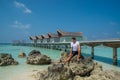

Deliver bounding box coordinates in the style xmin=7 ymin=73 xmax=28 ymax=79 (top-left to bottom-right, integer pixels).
xmin=63 ymin=53 xmax=73 ymax=64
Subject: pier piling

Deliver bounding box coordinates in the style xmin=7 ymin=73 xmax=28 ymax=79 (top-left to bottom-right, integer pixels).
xmin=91 ymin=46 xmax=94 ymax=59
xmin=113 ymin=47 xmax=117 ymax=65
xmin=28 ymin=39 xmax=120 ymax=66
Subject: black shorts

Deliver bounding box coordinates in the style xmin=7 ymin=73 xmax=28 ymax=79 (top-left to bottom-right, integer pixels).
xmin=72 ymin=51 xmax=78 ymax=57
xmin=71 ymin=51 xmax=84 ymax=59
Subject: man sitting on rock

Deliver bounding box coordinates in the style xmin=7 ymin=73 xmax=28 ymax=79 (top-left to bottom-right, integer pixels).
xmin=63 ymin=37 xmax=81 ymax=64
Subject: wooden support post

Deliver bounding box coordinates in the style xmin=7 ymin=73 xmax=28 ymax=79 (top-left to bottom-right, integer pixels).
xmin=54 ymin=45 xmax=56 ymax=50
xmin=53 ymin=44 xmax=55 ymax=49
xmin=91 ymin=46 xmax=94 ymax=59
xmin=34 ymin=40 xmax=37 ymax=47
xmin=47 ymin=44 xmax=49 ymax=48
xmin=50 ymin=44 xmax=51 ymax=49
xmin=47 ymin=45 xmax=48 ymax=48
xmin=48 ymin=45 xmax=50 ymax=49
xmin=113 ymin=47 xmax=117 ymax=65
xmin=65 ymin=44 xmax=67 ymax=52
xmin=57 ymin=45 xmax=59 ymax=50
xmin=55 ymin=45 xmax=57 ymax=49
xmin=43 ymin=44 xmax=44 ymax=48
xmin=59 ymin=45 xmax=61 ymax=51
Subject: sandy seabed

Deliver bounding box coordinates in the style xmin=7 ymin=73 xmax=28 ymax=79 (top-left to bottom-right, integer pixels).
xmin=6 ymin=70 xmax=39 ymax=80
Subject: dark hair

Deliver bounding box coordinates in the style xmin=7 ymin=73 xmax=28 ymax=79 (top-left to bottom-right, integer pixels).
xmin=72 ymin=37 xmax=76 ymax=40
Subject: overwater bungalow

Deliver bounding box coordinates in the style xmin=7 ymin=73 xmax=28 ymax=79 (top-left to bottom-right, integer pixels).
xmin=36 ymin=35 xmax=43 ymax=43
xmin=41 ymin=35 xmax=50 ymax=43
xmin=57 ymin=30 xmax=83 ymax=42
xmin=48 ymin=33 xmax=60 ymax=43
xmin=29 ymin=36 xmax=37 ymax=46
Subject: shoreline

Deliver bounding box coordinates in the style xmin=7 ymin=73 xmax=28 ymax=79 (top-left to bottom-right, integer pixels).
xmin=0 ymin=45 xmax=120 ymax=80
xmin=94 ymin=60 xmax=120 ymax=72
xmin=0 ymin=59 xmax=120 ymax=80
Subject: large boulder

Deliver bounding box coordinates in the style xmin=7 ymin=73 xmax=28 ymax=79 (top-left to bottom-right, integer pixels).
xmin=27 ymin=50 xmax=51 ymax=65
xmin=36 ymin=52 xmax=120 ymax=80
xmin=60 ymin=52 xmax=84 ymax=63
xmin=70 ymin=57 xmax=94 ymax=77
xmin=18 ymin=52 xmax=26 ymax=58
xmin=60 ymin=52 xmax=69 ymax=62
xmin=36 ymin=52 xmax=95 ymax=80
xmin=36 ymin=63 xmax=73 ymax=80
xmin=0 ymin=53 xmax=18 ymax=66
xmin=28 ymin=50 xmax=41 ymax=56
xmin=85 ymin=70 xmax=120 ymax=80
xmin=36 ymin=60 xmax=94 ymax=80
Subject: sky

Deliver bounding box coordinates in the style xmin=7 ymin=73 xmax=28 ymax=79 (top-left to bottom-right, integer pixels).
xmin=0 ymin=0 xmax=120 ymax=43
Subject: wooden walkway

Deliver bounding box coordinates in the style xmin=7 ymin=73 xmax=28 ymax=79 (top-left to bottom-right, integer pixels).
xmin=15 ymin=39 xmax=120 ymax=65
xmin=80 ymin=39 xmax=120 ymax=65
xmin=34 ymin=39 xmax=120 ymax=65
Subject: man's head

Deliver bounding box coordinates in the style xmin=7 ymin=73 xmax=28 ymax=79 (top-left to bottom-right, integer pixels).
xmin=72 ymin=37 xmax=76 ymax=43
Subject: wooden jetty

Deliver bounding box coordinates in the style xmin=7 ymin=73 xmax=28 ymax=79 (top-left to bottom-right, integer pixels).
xmin=32 ymin=39 xmax=120 ymax=65
xmin=25 ymin=30 xmax=120 ymax=65
xmin=80 ymin=39 xmax=120 ymax=65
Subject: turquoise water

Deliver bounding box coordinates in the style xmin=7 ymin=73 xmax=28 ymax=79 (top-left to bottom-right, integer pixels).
xmin=82 ymin=46 xmax=120 ymax=66
xmin=0 ymin=44 xmax=120 ymax=80
xmin=0 ymin=44 xmax=62 ymax=80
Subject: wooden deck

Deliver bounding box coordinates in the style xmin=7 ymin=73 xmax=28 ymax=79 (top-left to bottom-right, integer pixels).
xmin=15 ymin=39 xmax=120 ymax=65
xmin=36 ymin=39 xmax=120 ymax=65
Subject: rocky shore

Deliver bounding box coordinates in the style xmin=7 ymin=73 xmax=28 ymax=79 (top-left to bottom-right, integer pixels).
xmin=27 ymin=50 xmax=51 ymax=65
xmin=35 ymin=52 xmax=120 ymax=80
xmin=0 ymin=53 xmax=18 ymax=66
xmin=0 ymin=50 xmax=120 ymax=80
xmin=18 ymin=52 xmax=26 ymax=58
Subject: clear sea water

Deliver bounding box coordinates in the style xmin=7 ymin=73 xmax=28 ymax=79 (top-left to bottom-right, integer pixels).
xmin=0 ymin=44 xmax=120 ymax=80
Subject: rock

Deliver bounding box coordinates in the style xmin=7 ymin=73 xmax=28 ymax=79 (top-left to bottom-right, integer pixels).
xmin=60 ymin=52 xmax=94 ymax=77
xmin=28 ymin=50 xmax=41 ymax=56
xmin=101 ymin=70 xmax=120 ymax=80
xmin=90 ymin=62 xmax=103 ymax=75
xmin=85 ymin=70 xmax=119 ymax=80
xmin=74 ymin=76 xmax=84 ymax=80
xmin=70 ymin=54 xmax=85 ymax=63
xmin=70 ymin=57 xmax=94 ymax=77
xmin=18 ymin=52 xmax=26 ymax=58
xmin=36 ymin=63 xmax=73 ymax=80
xmin=27 ymin=50 xmax=51 ymax=65
xmin=35 ymin=52 xmax=120 ymax=80
xmin=60 ymin=52 xmax=69 ymax=62
xmin=60 ymin=52 xmax=85 ymax=63
xmin=12 ymin=60 xmax=19 ymax=65
xmin=0 ymin=53 xmax=18 ymax=66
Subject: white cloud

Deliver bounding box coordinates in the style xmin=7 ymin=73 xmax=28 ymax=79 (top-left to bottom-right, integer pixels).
xmin=109 ymin=22 xmax=117 ymax=26
xmin=14 ymin=1 xmax=32 ymax=14
xmin=102 ymin=32 xmax=109 ymax=36
xmin=12 ymin=20 xmax=30 ymax=29
xmin=117 ymin=32 xmax=120 ymax=35
xmin=12 ymin=20 xmax=31 ymax=36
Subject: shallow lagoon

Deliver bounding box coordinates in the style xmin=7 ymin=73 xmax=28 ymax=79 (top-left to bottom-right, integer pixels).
xmin=0 ymin=44 xmax=120 ymax=80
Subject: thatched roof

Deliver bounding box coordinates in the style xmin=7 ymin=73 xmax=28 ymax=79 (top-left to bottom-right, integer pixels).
xmin=41 ymin=35 xmax=49 ymax=39
xmin=36 ymin=35 xmax=42 ymax=40
xmin=29 ymin=36 xmax=36 ymax=40
xmin=48 ymin=33 xmax=58 ymax=38
xmin=57 ymin=30 xmax=82 ymax=37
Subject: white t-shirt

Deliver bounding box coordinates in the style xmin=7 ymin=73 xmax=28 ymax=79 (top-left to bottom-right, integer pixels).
xmin=70 ymin=41 xmax=79 ymax=51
